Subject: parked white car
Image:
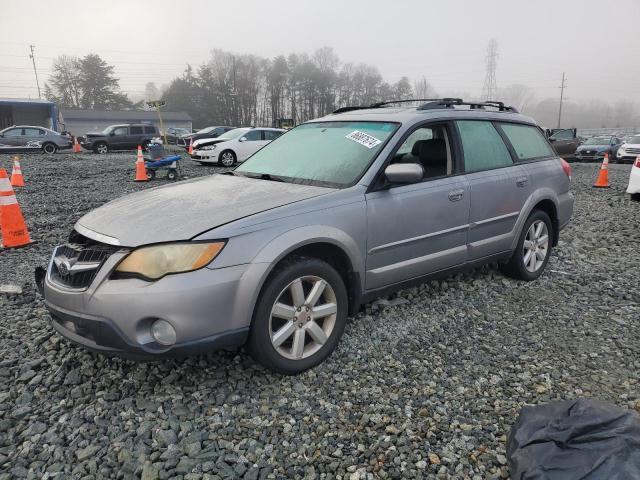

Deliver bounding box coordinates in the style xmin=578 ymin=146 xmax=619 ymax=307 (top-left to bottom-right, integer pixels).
xmin=191 ymin=127 xmax=286 ymax=166
xmin=626 ymin=156 xmax=640 ymax=198
xmin=617 ymin=135 xmax=640 ymax=163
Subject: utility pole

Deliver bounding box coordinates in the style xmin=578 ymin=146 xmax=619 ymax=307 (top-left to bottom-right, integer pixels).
xmin=29 ymin=45 xmax=41 ymax=99
xmin=557 ymin=72 xmax=566 ymax=129
xmin=481 ymin=39 xmax=498 ymax=101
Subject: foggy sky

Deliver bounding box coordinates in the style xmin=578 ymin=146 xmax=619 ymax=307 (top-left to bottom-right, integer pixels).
xmin=1 ymin=0 xmax=638 ymax=104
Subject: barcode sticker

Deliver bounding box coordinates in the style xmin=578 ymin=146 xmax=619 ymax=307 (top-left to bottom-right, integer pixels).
xmin=345 ymin=130 xmax=382 ymax=149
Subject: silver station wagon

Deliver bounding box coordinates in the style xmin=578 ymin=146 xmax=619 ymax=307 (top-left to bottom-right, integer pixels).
xmin=38 ymin=98 xmax=574 ymax=374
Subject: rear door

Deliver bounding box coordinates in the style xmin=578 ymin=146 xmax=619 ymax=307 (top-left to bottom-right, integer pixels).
xmin=128 ymin=125 xmax=144 ymax=148
xmin=365 ymin=123 xmax=470 ymax=290
xmin=23 ymin=127 xmax=45 ymax=145
xmin=456 ymin=120 xmax=532 ymax=260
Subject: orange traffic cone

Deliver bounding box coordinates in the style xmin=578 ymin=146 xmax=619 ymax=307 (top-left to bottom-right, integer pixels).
xmin=10 ymin=156 xmax=25 ymax=187
xmin=593 ymin=153 xmax=610 ymax=188
xmin=0 ymin=169 xmax=32 ymax=248
xmin=73 ymin=137 xmax=81 ymax=153
xmin=134 ymin=145 xmax=148 ymax=182
xmin=188 ymin=138 xmax=194 ymax=155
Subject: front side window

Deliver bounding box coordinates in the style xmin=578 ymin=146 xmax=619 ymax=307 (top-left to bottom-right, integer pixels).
xmin=144 ymin=126 xmax=156 ymax=134
xmin=550 ymin=129 xmax=573 ymax=141
xmin=499 ymin=123 xmax=554 ymax=160
xmin=112 ymin=127 xmax=128 ymax=136
xmin=456 ymin=120 xmax=513 ymax=173
xmin=390 ymin=125 xmax=452 ymax=179
xmin=236 ymin=121 xmax=398 ymax=187
xmin=130 ymin=126 xmax=143 ymax=135
xmin=244 ymin=130 xmax=262 ymax=141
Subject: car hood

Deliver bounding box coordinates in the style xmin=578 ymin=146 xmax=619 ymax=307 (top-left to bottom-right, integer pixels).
xmin=193 ymin=138 xmax=229 ymax=148
xmin=84 ymin=132 xmax=105 ymax=138
xmin=577 ymin=145 xmax=608 ymax=152
xmin=75 ymin=174 xmax=334 ymax=247
xmin=621 ymin=143 xmax=640 ymax=149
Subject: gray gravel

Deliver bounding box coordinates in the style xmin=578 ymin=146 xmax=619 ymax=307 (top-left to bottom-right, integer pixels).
xmin=1 ymin=151 xmax=639 ymax=479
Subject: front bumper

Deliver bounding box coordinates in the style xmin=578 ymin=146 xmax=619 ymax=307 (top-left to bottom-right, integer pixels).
xmin=574 ymin=151 xmax=606 ymax=161
xmin=39 ymin=248 xmax=267 ymax=358
xmin=190 ymin=150 xmax=219 ymax=162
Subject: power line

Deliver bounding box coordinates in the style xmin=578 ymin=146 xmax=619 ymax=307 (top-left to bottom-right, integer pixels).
xmin=557 ymin=72 xmax=567 ymax=128
xmin=28 ymin=45 xmax=41 ymax=98
xmin=481 ymin=39 xmax=498 ymax=101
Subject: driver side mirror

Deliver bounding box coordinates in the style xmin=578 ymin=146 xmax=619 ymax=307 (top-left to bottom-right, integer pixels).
xmin=384 ymin=163 xmax=424 ymax=184
xmin=239 ymin=136 xmax=247 ymax=142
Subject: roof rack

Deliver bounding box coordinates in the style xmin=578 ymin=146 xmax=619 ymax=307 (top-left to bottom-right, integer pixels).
xmin=417 ymin=98 xmax=518 ymax=113
xmin=331 ymin=98 xmax=518 ymax=115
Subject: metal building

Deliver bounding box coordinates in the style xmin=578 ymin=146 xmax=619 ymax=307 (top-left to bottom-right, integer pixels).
xmin=0 ymin=98 xmax=59 ymax=131
xmin=60 ymin=109 xmax=192 ymax=136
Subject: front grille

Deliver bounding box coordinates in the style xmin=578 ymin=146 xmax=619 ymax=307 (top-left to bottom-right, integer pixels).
xmin=626 ymin=147 xmax=640 ymax=155
xmin=50 ymin=233 xmax=122 ymax=289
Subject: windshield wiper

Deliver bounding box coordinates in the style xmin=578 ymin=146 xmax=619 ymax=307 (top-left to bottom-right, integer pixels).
xmin=242 ymin=172 xmax=286 ymax=182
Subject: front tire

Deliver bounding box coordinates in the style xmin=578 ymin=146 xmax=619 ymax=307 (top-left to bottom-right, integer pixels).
xmin=219 ymin=150 xmax=236 ymax=167
xmin=42 ymin=143 xmax=57 ymax=154
xmin=93 ymin=142 xmax=108 ymax=154
xmin=500 ymin=210 xmax=553 ymax=281
xmin=247 ymin=256 xmax=348 ymax=375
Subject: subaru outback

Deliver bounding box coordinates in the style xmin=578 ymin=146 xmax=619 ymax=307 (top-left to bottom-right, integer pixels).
xmin=37 ymin=98 xmax=574 ymax=374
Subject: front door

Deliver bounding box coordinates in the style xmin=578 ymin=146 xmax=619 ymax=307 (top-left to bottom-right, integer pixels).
xmin=236 ymin=129 xmax=266 ymax=161
xmin=109 ymin=126 xmax=129 ymax=150
xmin=1 ymin=127 xmax=23 ymax=146
xmin=365 ymin=124 xmax=470 ymax=290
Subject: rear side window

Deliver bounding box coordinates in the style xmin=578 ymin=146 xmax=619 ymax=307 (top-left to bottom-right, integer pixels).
xmin=499 ymin=124 xmax=554 ymax=160
xmin=264 ymin=130 xmax=283 ymax=141
xmin=144 ymin=126 xmax=156 ymax=134
xmin=130 ymin=126 xmax=143 ymax=134
xmin=456 ymin=120 xmax=513 ymax=172
xmin=550 ymin=129 xmax=573 ymax=140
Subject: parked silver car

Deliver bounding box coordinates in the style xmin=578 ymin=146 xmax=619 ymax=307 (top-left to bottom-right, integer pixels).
xmin=0 ymin=125 xmax=72 ymax=154
xmin=38 ymin=99 xmax=574 ymax=374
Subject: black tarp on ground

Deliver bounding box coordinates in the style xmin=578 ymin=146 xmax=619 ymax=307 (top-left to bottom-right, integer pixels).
xmin=508 ymin=398 xmax=640 ymax=479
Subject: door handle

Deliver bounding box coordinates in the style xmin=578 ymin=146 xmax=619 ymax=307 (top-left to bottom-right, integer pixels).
xmin=448 ymin=189 xmax=464 ymax=202
xmin=516 ymin=176 xmax=529 ymax=187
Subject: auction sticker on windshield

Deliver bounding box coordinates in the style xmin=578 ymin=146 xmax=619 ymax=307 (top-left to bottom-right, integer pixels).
xmin=345 ymin=130 xmax=382 ymax=149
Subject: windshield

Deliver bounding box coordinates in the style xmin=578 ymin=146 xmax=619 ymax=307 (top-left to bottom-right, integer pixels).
xmin=101 ymin=126 xmax=114 ymax=135
xmin=218 ymin=128 xmax=251 ymax=140
xmin=584 ymin=137 xmax=610 ymax=145
xmin=236 ymin=121 xmax=398 ymax=187
xmin=198 ymin=126 xmax=217 ymax=134
xmin=627 ymin=135 xmax=640 ymax=144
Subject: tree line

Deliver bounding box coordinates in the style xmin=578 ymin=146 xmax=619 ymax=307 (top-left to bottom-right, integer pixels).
xmin=44 ymin=49 xmax=638 ymax=130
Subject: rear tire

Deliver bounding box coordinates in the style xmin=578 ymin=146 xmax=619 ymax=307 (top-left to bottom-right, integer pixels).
xmin=631 ymin=193 xmax=640 ymax=202
xmin=500 ymin=210 xmax=553 ymax=281
xmin=167 ymin=169 xmax=178 ymax=181
xmin=247 ymin=256 xmax=348 ymax=375
xmin=146 ymin=170 xmax=156 ymax=180
xmin=42 ymin=143 xmax=57 ymax=154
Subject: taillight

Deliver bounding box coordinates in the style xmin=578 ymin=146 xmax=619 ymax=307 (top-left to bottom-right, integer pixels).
xmin=560 ymin=158 xmax=572 ymax=180
xmin=634 ymin=157 xmax=640 ymax=169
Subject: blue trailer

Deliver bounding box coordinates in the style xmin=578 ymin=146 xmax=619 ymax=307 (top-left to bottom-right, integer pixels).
xmin=0 ymin=98 xmax=59 ymax=131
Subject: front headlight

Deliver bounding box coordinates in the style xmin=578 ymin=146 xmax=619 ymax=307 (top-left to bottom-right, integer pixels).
xmin=202 ymin=145 xmax=216 ymax=151
xmin=115 ymin=242 xmax=225 ymax=280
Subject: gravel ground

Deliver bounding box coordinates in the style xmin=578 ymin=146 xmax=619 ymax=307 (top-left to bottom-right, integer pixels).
xmin=1 ymin=151 xmax=639 ymax=480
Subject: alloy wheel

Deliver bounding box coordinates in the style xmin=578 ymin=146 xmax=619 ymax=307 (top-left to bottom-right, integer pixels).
xmin=269 ymin=275 xmax=338 ymax=360
xmin=221 ymin=152 xmax=234 ymax=166
xmin=97 ymin=144 xmax=108 ymax=154
xmin=523 ymin=220 xmax=549 ymax=272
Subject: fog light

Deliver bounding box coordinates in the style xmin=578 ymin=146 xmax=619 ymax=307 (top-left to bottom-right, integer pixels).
xmin=151 ymin=319 xmax=176 ymax=346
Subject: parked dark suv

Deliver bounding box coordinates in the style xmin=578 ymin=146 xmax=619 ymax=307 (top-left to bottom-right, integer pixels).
xmin=80 ymin=124 xmax=159 ymax=154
